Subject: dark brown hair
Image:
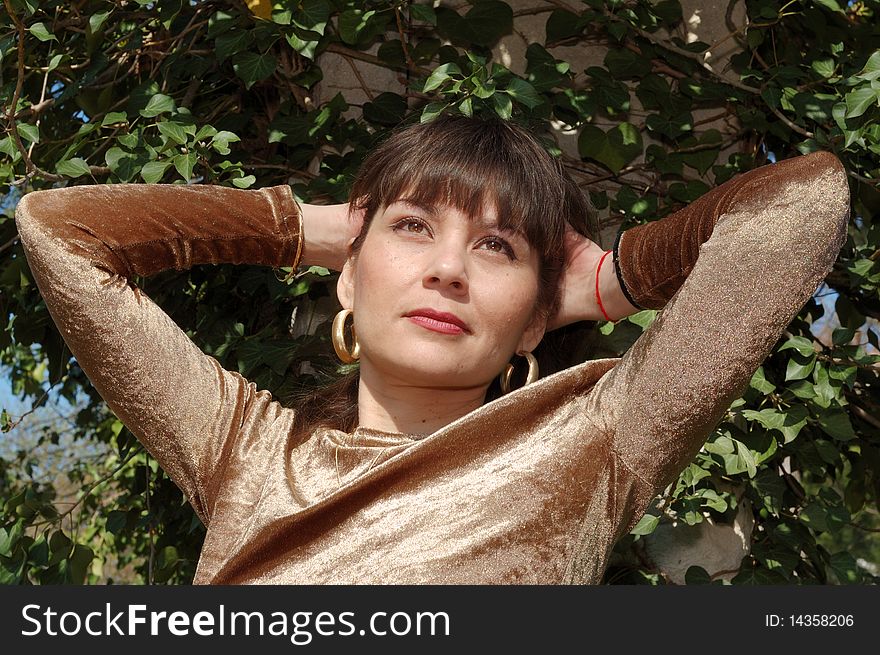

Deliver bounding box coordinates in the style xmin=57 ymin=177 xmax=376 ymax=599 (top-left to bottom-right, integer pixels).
xmin=288 ymin=114 xmax=598 ymax=434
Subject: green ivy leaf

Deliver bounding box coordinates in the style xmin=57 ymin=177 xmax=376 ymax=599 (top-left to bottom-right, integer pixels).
xmin=578 ymin=123 xmax=643 ymax=173
xmin=504 ymin=78 xmax=542 ymax=109
xmin=684 ymin=565 xmax=712 ymax=584
xmin=420 ymin=101 xmax=447 ymax=123
xmin=106 ymin=510 xmax=127 ymax=535
xmin=856 ymin=51 xmax=880 ymax=81
xmin=16 ymin=123 xmax=39 ymax=144
xmin=464 ymin=1 xmax=513 ymax=47
xmin=813 ymin=0 xmax=844 ymax=13
xmin=101 ymin=112 xmax=128 ymax=127
xmin=286 ymin=31 xmax=318 ymax=60
xmin=233 ymin=52 xmax=277 ymax=89
xmin=799 ymin=502 xmax=828 ymax=531
xmin=410 ymin=4 xmax=437 ymax=25
xmin=845 ymin=86 xmax=879 ymax=119
xmin=173 ymin=152 xmax=197 ymax=181
xmin=422 ymin=62 xmax=461 ymax=93
xmin=28 ymin=22 xmax=57 ymax=42
xmin=752 ymin=469 xmax=786 ymax=515
xmin=140 ymin=94 xmax=176 ymax=118
xmin=749 ymin=366 xmax=776 ymax=394
xmin=492 ymin=93 xmax=512 ymax=120
xmin=338 ymin=9 xmax=387 ymax=46
xmin=817 ymin=408 xmax=857 ymax=441
xmin=69 ymin=544 xmax=94 ymax=583
xmin=140 ymin=160 xmax=171 ymax=183
xmin=294 ymin=0 xmax=331 ymax=35
xmin=55 ymin=157 xmax=92 ymax=178
xmin=215 ymin=29 xmax=252 ymax=63
xmin=742 ymin=405 xmax=808 ymax=443
xmin=827 ymin=551 xmax=861 ymax=583
xmin=89 ymin=10 xmax=112 ymax=33
xmin=785 ymin=351 xmax=816 ymax=381
xmin=778 ymin=335 xmax=816 ymax=356
xmin=211 ymin=130 xmax=240 ymax=155
xmin=232 ymin=175 xmax=256 ymax=189
xmin=630 ymin=513 xmax=659 ymax=536
xmin=46 ymin=53 xmax=63 ymax=73
xmin=604 ymin=49 xmax=651 ymax=79
xmin=104 ymin=147 xmax=136 ymax=178
xmin=157 ymin=121 xmax=188 ymax=145
xmin=363 ymin=92 xmax=408 ymax=126
xmin=652 ymin=0 xmax=683 ymax=24
xmin=545 ymin=9 xmax=584 ymax=42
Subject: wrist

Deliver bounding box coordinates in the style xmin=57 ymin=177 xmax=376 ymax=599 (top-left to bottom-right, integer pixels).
xmin=597 ymin=251 xmax=641 ymax=322
xmin=300 ymin=202 xmax=351 ymax=270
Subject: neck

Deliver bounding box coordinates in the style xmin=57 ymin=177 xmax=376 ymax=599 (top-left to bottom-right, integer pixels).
xmin=356 ymin=361 xmax=489 ymax=437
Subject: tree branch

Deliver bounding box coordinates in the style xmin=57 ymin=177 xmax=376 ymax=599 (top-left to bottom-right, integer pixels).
xmin=324 ymin=42 xmax=429 ymax=76
xmin=602 ymin=7 xmax=761 ymax=95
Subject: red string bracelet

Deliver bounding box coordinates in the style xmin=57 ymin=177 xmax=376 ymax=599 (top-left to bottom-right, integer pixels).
xmin=596 ymin=249 xmax=613 ymax=322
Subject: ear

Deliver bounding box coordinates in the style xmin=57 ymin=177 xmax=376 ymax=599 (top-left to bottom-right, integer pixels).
xmin=517 ymin=311 xmax=547 ymax=354
xmin=336 ymin=254 xmax=356 ymax=310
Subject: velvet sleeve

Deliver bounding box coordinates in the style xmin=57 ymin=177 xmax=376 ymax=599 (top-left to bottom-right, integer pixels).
xmin=589 ymin=152 xmax=850 ymax=509
xmin=13 ymin=184 xmax=302 ymax=525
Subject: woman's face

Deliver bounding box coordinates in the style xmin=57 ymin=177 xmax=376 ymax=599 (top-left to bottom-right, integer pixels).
xmin=337 ymin=197 xmax=547 ymax=389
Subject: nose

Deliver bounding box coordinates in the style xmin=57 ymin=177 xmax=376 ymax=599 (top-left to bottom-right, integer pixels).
xmin=423 ymin=239 xmax=469 ymax=295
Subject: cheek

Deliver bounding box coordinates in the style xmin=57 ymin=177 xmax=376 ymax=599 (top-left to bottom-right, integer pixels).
xmin=479 ymin=271 xmax=540 ymax=334
xmin=350 ymin=238 xmax=412 ymax=309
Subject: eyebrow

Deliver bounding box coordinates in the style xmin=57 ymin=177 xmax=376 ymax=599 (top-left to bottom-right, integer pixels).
xmin=390 ymin=198 xmax=511 ymax=233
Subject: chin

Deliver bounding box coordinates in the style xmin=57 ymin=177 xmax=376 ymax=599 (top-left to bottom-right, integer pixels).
xmin=366 ymin=350 xmax=491 ymax=388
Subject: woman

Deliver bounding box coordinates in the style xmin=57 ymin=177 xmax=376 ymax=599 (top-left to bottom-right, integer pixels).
xmin=14 ymin=114 xmax=849 ymax=584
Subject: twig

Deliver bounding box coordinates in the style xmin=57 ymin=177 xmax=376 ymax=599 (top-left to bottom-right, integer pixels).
xmin=28 ymin=68 xmax=51 ymax=161
xmin=704 ymin=26 xmax=746 ymax=58
xmin=513 ymin=6 xmax=556 ymax=17
xmin=693 ymin=111 xmax=731 ymax=127
xmin=651 ymin=60 xmax=686 ymax=79
xmin=847 ymin=402 xmax=880 ymax=431
xmin=30 ymin=449 xmax=139 ymax=527
xmin=341 ymin=54 xmax=374 ymax=101
xmin=14 ymin=97 xmax=55 ymax=120
xmin=4 ymin=381 xmax=61 ymax=433
xmin=2 ymin=0 xmax=44 ymax=180
xmin=816 ymin=352 xmax=880 ymax=373
xmin=781 ymin=470 xmax=806 ymax=502
xmin=395 ymin=6 xmax=415 ymax=73
xmin=767 ymin=103 xmax=813 ymax=138
xmin=602 ymin=7 xmax=761 ymax=95
xmin=181 ymin=77 xmax=202 ymax=109
xmin=325 ymin=42 xmax=429 ymax=76
xmin=542 ymin=0 xmax=579 ymax=13
xmin=146 ymin=457 xmax=155 ymax=585
xmin=0 ymin=234 xmax=21 ymax=254
xmin=142 ymin=17 xmax=208 ymax=48
xmin=242 ymin=163 xmax=317 ymax=178
xmin=848 ymin=170 xmax=880 ymax=187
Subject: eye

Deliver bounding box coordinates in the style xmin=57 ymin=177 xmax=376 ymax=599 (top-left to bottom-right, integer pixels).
xmin=479 ymin=236 xmax=517 ymax=259
xmin=392 ymin=217 xmax=430 ymax=235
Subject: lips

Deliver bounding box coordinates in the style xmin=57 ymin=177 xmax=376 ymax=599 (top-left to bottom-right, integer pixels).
xmin=404 ymin=308 xmax=471 ymax=333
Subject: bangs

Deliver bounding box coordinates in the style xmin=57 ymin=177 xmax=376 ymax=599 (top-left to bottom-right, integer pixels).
xmin=349 ymin=116 xmax=571 ymax=263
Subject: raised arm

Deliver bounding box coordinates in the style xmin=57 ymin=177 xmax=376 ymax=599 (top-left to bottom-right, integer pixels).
xmin=591 ymin=151 xmax=850 ymax=501
xmin=14 ymin=184 xmax=304 ymax=524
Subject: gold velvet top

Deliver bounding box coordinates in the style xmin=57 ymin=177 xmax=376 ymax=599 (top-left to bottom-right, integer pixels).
xmin=14 ymin=153 xmax=850 ymax=584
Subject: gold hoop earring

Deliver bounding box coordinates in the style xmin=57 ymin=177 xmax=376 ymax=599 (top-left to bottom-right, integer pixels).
xmin=499 ymin=350 xmax=539 ymax=394
xmin=332 ymin=308 xmax=360 ymax=363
